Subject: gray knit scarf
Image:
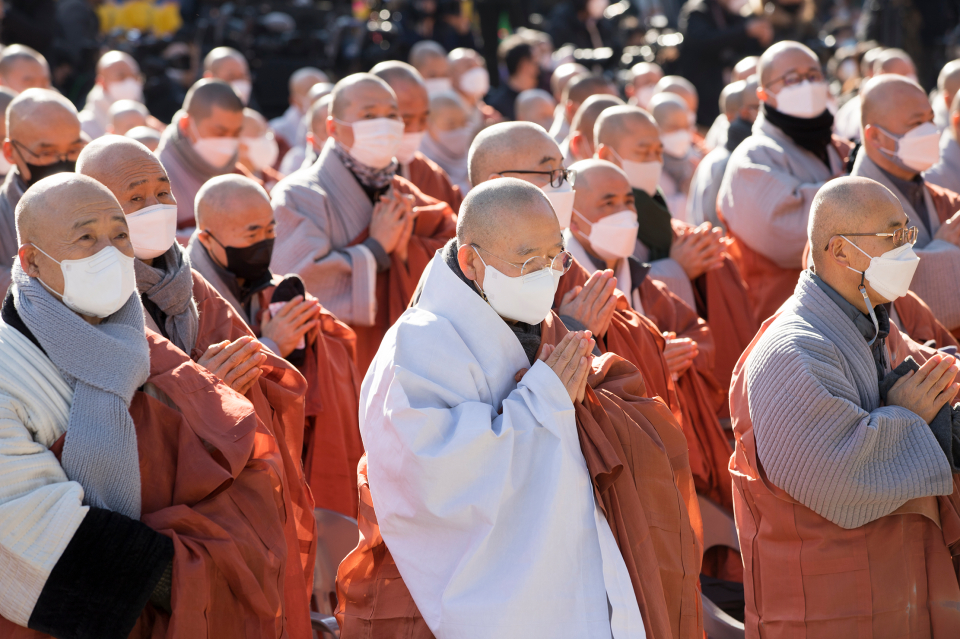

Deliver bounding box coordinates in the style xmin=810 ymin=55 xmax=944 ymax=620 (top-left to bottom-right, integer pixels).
xmin=13 ymin=263 xmax=149 ymax=519
xmin=135 ymin=243 xmax=199 ymax=354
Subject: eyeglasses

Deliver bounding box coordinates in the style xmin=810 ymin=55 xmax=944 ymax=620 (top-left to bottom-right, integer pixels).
xmin=472 ymin=244 xmax=574 ymax=279
xmin=825 ymin=226 xmax=918 ymax=251
xmin=495 ymin=168 xmax=577 ymax=189
xmin=767 ymin=69 xmax=825 ymax=88
xmin=12 ymin=139 xmax=84 ymax=165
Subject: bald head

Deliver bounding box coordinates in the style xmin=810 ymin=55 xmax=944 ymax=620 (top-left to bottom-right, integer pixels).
xmin=649 ymin=93 xmax=689 ymax=133
xmin=203 ymin=47 xmax=249 ymax=82
xmin=551 ymin=62 xmax=589 ymax=101
xmin=732 ymin=56 xmax=759 ymax=81
xmin=757 ymin=41 xmax=819 ymax=88
xmin=330 ymin=73 xmax=397 ymax=120
xmin=409 ymin=41 xmax=449 ymax=80
xmin=563 ymin=74 xmax=617 ymax=108
xmin=195 ymin=174 xmax=271 ymax=231
xmin=596 ymin=105 xmax=657 ymax=146
xmin=629 ymin=62 xmax=664 ymax=100
xmin=653 ymin=75 xmax=697 ymax=113
xmin=515 ymin=89 xmax=556 ymax=130
xmin=124 ymin=126 xmax=161 ymax=151
xmin=308 ymin=94 xmax=332 ymax=142
xmin=468 ymin=121 xmax=563 ymax=186
xmin=108 ymin=99 xmax=148 ymax=135
xmin=860 ymin=74 xmax=929 ymax=130
xmin=76 ymin=135 xmax=174 ymax=215
xmin=0 ymin=86 xmax=18 ymax=139
xmin=97 ymin=51 xmax=139 ymax=76
xmin=6 ymin=89 xmax=83 ymax=184
xmin=571 ymin=94 xmax=624 ymax=145
xmin=721 ymin=81 xmax=746 ymax=119
xmin=288 ymin=67 xmax=328 ymax=111
xmin=0 ymin=45 xmax=50 ymax=93
xmin=371 ymin=60 xmax=426 ymax=90
xmin=307 ymin=82 xmax=334 ymax=104
xmin=874 ymin=48 xmax=915 ymax=78
xmin=183 ymin=78 xmax=244 ymax=121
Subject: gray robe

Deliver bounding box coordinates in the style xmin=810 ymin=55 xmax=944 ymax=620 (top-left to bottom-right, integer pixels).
xmin=925 ymin=132 xmax=960 ymax=196
xmin=0 ymin=170 xmax=25 ymax=294
xmin=686 ymin=145 xmax=730 ymax=228
xmin=745 ymin=270 xmax=952 ymax=529
xmin=852 ymin=152 xmax=960 ymax=331
xmin=718 ymin=112 xmax=844 ymax=269
xmin=270 ymin=137 xmax=379 ymax=326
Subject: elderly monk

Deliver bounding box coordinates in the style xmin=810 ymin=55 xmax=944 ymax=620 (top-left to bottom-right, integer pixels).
xmin=0 ymin=89 xmax=85 ymax=294
xmin=337 ymin=178 xmax=702 ymax=639
xmin=0 ymin=173 xmax=301 ymax=638
xmin=628 ymin=62 xmax=664 ymax=110
xmin=79 ymin=51 xmax=143 ymax=140
xmin=126 ymin=125 xmax=161 ymax=152
xmin=731 ymin=176 xmax=960 ymax=637
xmin=546 ymin=62 xmax=589 ymax=141
xmin=419 ymin=90 xmax=472 ymax=194
xmin=0 ymin=88 xmax=17 ymax=180
xmin=563 ymin=94 xmax=624 ymax=166
xmin=689 ymin=77 xmax=758 ymax=227
xmin=595 ymin=105 xmax=758 ymax=391
xmin=409 ymin=41 xmax=451 ymax=95
xmin=271 ymin=73 xmax=456 ymax=372
xmin=927 ymin=88 xmax=960 ymax=196
xmin=515 ymin=88 xmax=556 ymax=131
xmin=719 ymin=41 xmax=850 ymax=324
xmin=0 ymin=45 xmax=50 ymax=94
xmin=850 ymin=75 xmax=960 ymax=338
xmin=566 ymin=158 xmax=735 ymax=517
xmin=108 ymin=100 xmax=149 ymax=136
xmin=156 ymin=79 xmax=243 ymax=234
xmin=202 ymin=46 xmax=252 ymax=104
xmin=74 ymin=137 xmax=319 ymax=637
xmin=650 ymin=93 xmax=700 ymax=219
xmin=186 ymin=174 xmax=363 ymax=517
xmin=269 ymin=67 xmax=328 ymax=149
xmin=372 ymin=61 xmax=464 ymax=210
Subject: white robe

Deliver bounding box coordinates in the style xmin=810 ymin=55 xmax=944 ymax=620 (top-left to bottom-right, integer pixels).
xmin=361 ymin=251 xmax=644 ymax=639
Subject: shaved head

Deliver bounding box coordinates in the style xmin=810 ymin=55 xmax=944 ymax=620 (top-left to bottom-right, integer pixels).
xmin=290 ymin=67 xmax=328 ymax=94
xmin=371 ymin=60 xmax=426 ymax=89
xmin=757 ymin=41 xmax=819 ymax=88
xmin=7 ymin=88 xmax=78 ymax=138
xmin=307 ymin=82 xmax=334 ymax=104
xmin=330 ymin=73 xmax=396 ymax=120
xmin=409 ymin=41 xmax=449 ymax=80
xmin=203 ymin=47 xmax=248 ymax=77
xmin=721 ymin=81 xmax=747 ymax=118
xmin=515 ymin=89 xmax=556 ymax=129
xmin=124 ymin=126 xmax=161 ymax=151
xmin=0 ymin=45 xmax=50 ymax=93
xmin=308 ymin=94 xmax=332 ymax=136
xmin=732 ymin=56 xmax=759 ymax=81
xmin=563 ymin=74 xmax=616 ymax=107
xmin=468 ymin=121 xmax=562 ymax=186
xmin=939 ymin=60 xmax=960 ymax=104
xmin=96 ymin=50 xmax=139 ymax=75
xmin=874 ymin=48 xmax=915 ymax=77
xmin=108 ymin=99 xmax=148 ymax=135
xmin=650 ymin=93 xmax=688 ymax=132
xmin=595 ymin=105 xmax=658 ymax=147
xmin=183 ymin=78 xmax=244 ymax=121
xmin=550 ymin=62 xmax=589 ymax=101
xmin=653 ymin=75 xmax=698 ymax=112
xmin=76 ymin=135 xmax=174 ymax=214
xmin=570 ymin=94 xmax=624 ymax=147
xmin=860 ymin=74 xmax=928 ymax=129
xmin=195 ymin=174 xmax=271 ymax=231
xmin=457 ymin=177 xmax=554 ymax=247
xmin=17 ymin=173 xmax=118 ymax=245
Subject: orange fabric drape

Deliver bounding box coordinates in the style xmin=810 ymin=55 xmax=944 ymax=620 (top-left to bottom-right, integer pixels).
xmin=894 ymin=291 xmax=960 ymax=351
xmin=407 ymin=154 xmax=464 ymax=212
xmin=722 ymin=229 xmax=802 ymax=326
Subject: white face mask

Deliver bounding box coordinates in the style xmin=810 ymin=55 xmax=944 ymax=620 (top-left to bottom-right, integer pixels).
xmin=474 ymin=248 xmax=561 ymax=324
xmin=337 ymin=117 xmax=405 ymax=169
xmin=576 ymin=209 xmax=639 ymax=260
xmin=661 ymin=129 xmax=693 ymax=158
xmin=396 ymin=130 xmax=426 ymax=165
xmin=635 ymin=85 xmax=655 ymax=109
xmin=190 ymin=119 xmax=239 ymax=168
xmin=609 ymin=147 xmax=663 ymax=194
xmin=541 ymin=181 xmax=576 ymax=228
xmin=241 ymin=134 xmax=280 ymax=172
xmin=126 ymin=203 xmax=178 ymax=259
xmin=106 ymin=77 xmax=143 ymax=102
xmin=459 ymin=67 xmax=490 ymax=98
xmin=425 ymin=77 xmax=453 ymax=97
xmin=32 ymin=244 xmax=137 ymax=318
xmin=772 ymin=80 xmax=828 ymax=119
xmin=587 ymin=0 xmax=609 ymax=19
xmin=231 ymin=79 xmax=252 ymax=104
xmin=877 ymin=122 xmax=941 ymax=173
xmin=434 ymin=125 xmax=473 ymax=157
xmin=845 ymin=237 xmax=920 ymax=302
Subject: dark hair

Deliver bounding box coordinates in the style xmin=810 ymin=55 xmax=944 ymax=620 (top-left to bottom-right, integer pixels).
xmin=500 ymin=37 xmax=534 ymax=78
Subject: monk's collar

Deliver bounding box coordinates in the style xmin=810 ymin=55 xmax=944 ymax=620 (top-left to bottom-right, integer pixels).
xmin=810 ymin=270 xmax=890 ymax=344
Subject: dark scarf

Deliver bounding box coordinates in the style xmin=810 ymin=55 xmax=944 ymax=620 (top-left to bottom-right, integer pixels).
xmin=761 ymin=103 xmax=834 ymax=168
xmin=633 ymin=187 xmax=674 ymax=262
xmin=724 ymin=117 xmax=753 ymax=152
xmin=332 ymin=141 xmax=397 ymax=190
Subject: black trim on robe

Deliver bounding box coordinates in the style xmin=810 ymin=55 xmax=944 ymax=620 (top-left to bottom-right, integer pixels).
xmin=2 ymin=290 xmax=43 ymax=354
xmin=28 ymin=508 xmax=173 ymax=639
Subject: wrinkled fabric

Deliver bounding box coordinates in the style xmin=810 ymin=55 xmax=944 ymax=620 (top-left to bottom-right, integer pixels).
xmin=135 ymin=244 xmax=199 ymax=355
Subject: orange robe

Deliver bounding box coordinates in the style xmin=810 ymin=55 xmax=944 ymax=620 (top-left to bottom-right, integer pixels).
xmin=927 ymin=181 xmax=960 ymax=340
xmin=335 ymin=313 xmax=704 ymax=639
xmin=894 ymin=291 xmax=960 ymax=351
xmin=730 ymin=313 xmax=960 ymax=638
xmin=405 ymin=153 xmax=463 ymax=212
xmin=350 ymin=177 xmax=457 ymax=372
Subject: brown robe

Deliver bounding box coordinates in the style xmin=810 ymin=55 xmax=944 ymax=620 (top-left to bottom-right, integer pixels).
xmin=335 ymin=312 xmax=704 ymax=639
xmin=894 ymin=291 xmax=960 ymax=351
xmin=731 ymin=313 xmax=960 ymax=638
xmin=406 ymin=153 xmax=464 ymax=212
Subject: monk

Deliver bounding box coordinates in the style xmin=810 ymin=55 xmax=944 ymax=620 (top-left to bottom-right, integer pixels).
xmin=280 ymin=94 xmax=331 ymax=176
xmin=627 ymin=61 xmax=664 ymax=109
xmin=0 ymin=88 xmax=15 ymax=182
xmin=371 ymin=61 xmax=464 ymax=211
xmin=337 ymin=179 xmax=703 ymax=639
xmin=732 ymin=176 xmax=960 ymax=636
xmin=851 ymin=75 xmax=960 ymax=337
xmin=927 ymin=88 xmax=960 ymax=195
xmin=78 ymin=51 xmax=144 ymax=140
xmin=718 ymin=41 xmax=850 ymax=324
xmin=835 ymin=48 xmax=916 ymax=143
xmin=546 ymin=61 xmax=589 ymax=141
xmin=408 ymin=40 xmax=451 ymax=95
xmin=515 ymin=88 xmax=556 ymax=131
xmin=202 ymin=46 xmax=252 ymax=104
xmin=0 ymin=45 xmax=51 ymax=93
xmin=419 ymin=90 xmax=472 ymax=194
xmin=0 ymin=89 xmax=85 ymax=294
xmin=649 ymin=93 xmax=700 ymax=219
xmin=270 ymin=73 xmax=457 ymax=372
xmin=561 ymin=93 xmax=624 ymax=166
xmin=447 ymin=47 xmax=495 ymax=131
xmin=0 ymin=173 xmax=301 ymax=638
xmin=934 ymin=59 xmax=960 ymax=132
xmin=156 ymin=79 xmax=243 ymax=234
xmin=74 ymin=137 xmax=318 ymax=637
xmin=269 ymin=67 xmax=328 ymax=149
xmin=652 ymin=76 xmax=699 ymax=128
xmin=108 ymin=99 xmax=149 ymax=136
xmin=596 ymin=106 xmax=758 ymax=391
xmin=186 ymin=174 xmax=363 ymax=517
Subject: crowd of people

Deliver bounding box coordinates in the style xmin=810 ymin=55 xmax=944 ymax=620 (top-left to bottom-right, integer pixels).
xmin=2 ymin=2 xmax=960 ymax=638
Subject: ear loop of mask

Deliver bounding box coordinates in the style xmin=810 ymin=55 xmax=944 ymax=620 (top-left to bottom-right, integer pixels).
xmin=28 ymin=243 xmax=66 ymax=299
xmin=470 ymin=246 xmax=490 ymax=301
xmin=843 ymin=236 xmax=880 ymax=346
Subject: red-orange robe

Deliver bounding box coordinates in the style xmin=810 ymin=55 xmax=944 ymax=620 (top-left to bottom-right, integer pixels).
xmin=730 ymin=313 xmax=960 ymax=638
xmin=406 ymin=153 xmax=463 ymax=212
xmin=894 ymin=291 xmax=960 ymax=351
xmin=350 ymin=177 xmax=457 ymax=373
xmin=335 ymin=313 xmax=704 ymax=639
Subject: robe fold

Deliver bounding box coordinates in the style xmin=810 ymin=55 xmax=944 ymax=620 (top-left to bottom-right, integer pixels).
xmin=336 ymin=262 xmax=703 ymax=637
xmin=400 ymin=152 xmax=464 ymax=212
xmin=893 ymin=291 xmax=960 ymax=351
xmin=730 ymin=274 xmax=960 ymax=638
xmin=187 ymin=241 xmax=365 ymax=518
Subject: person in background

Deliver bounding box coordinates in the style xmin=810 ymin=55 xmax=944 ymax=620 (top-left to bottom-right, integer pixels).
xmin=546 ymin=0 xmax=618 ymax=50
xmin=0 ymin=89 xmax=85 ymax=294
xmin=409 ymin=40 xmax=452 ymax=97
xmin=678 ymin=0 xmax=770 ymax=125
xmin=237 ymin=108 xmax=281 ymax=189
xmin=835 ymin=48 xmax=915 ymax=142
xmin=107 ymin=100 xmax=149 ymax=136
xmin=420 ymin=90 xmax=473 ymax=194
xmin=0 ymin=88 xmax=18 ymax=181
xmin=650 ymin=92 xmax=701 ymax=219
xmin=626 ymin=61 xmax=663 ymax=109
xmin=653 ymin=76 xmax=700 ymax=128
xmin=202 ymin=46 xmax=252 ymax=105
xmin=515 ymin=88 xmax=557 ymax=131
xmin=485 ymin=35 xmax=540 ymax=121
xmin=156 ymin=79 xmax=243 ymax=237
xmin=928 ymin=90 xmax=960 ymax=195
xmin=269 ymin=67 xmax=328 ymax=150
xmin=372 ymin=61 xmax=464 ymax=211
xmin=0 ymin=45 xmax=51 ymax=94
xmin=933 ymin=60 xmax=960 ymax=132
xmin=562 ymin=94 xmax=624 ymax=166
xmin=555 ymin=74 xmax=618 ymax=149
xmin=547 ymin=62 xmax=588 ymax=141
xmin=732 ymin=55 xmax=759 ymax=80
xmin=125 ymin=125 xmax=161 ymax=152
xmin=448 ymin=47 xmax=496 ymax=129
xmin=703 ymin=80 xmax=741 ymax=151
xmin=78 ymin=51 xmax=143 ymax=140
xmin=688 ymin=76 xmax=758 ymax=227
xmin=280 ymin=95 xmax=331 ymax=176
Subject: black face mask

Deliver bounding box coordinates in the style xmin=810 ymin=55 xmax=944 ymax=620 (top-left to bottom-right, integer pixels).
xmin=209 ymin=234 xmax=275 ymax=284
xmin=22 ymin=159 xmax=76 ymax=188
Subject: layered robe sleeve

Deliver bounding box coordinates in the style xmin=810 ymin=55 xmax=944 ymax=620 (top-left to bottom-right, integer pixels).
xmin=893 ymin=290 xmax=960 ymax=351
xmin=405 ymin=154 xmax=464 ymax=212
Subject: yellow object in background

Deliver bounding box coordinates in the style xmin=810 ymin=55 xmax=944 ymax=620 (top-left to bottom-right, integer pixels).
xmin=96 ymin=1 xmax=183 ymax=37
